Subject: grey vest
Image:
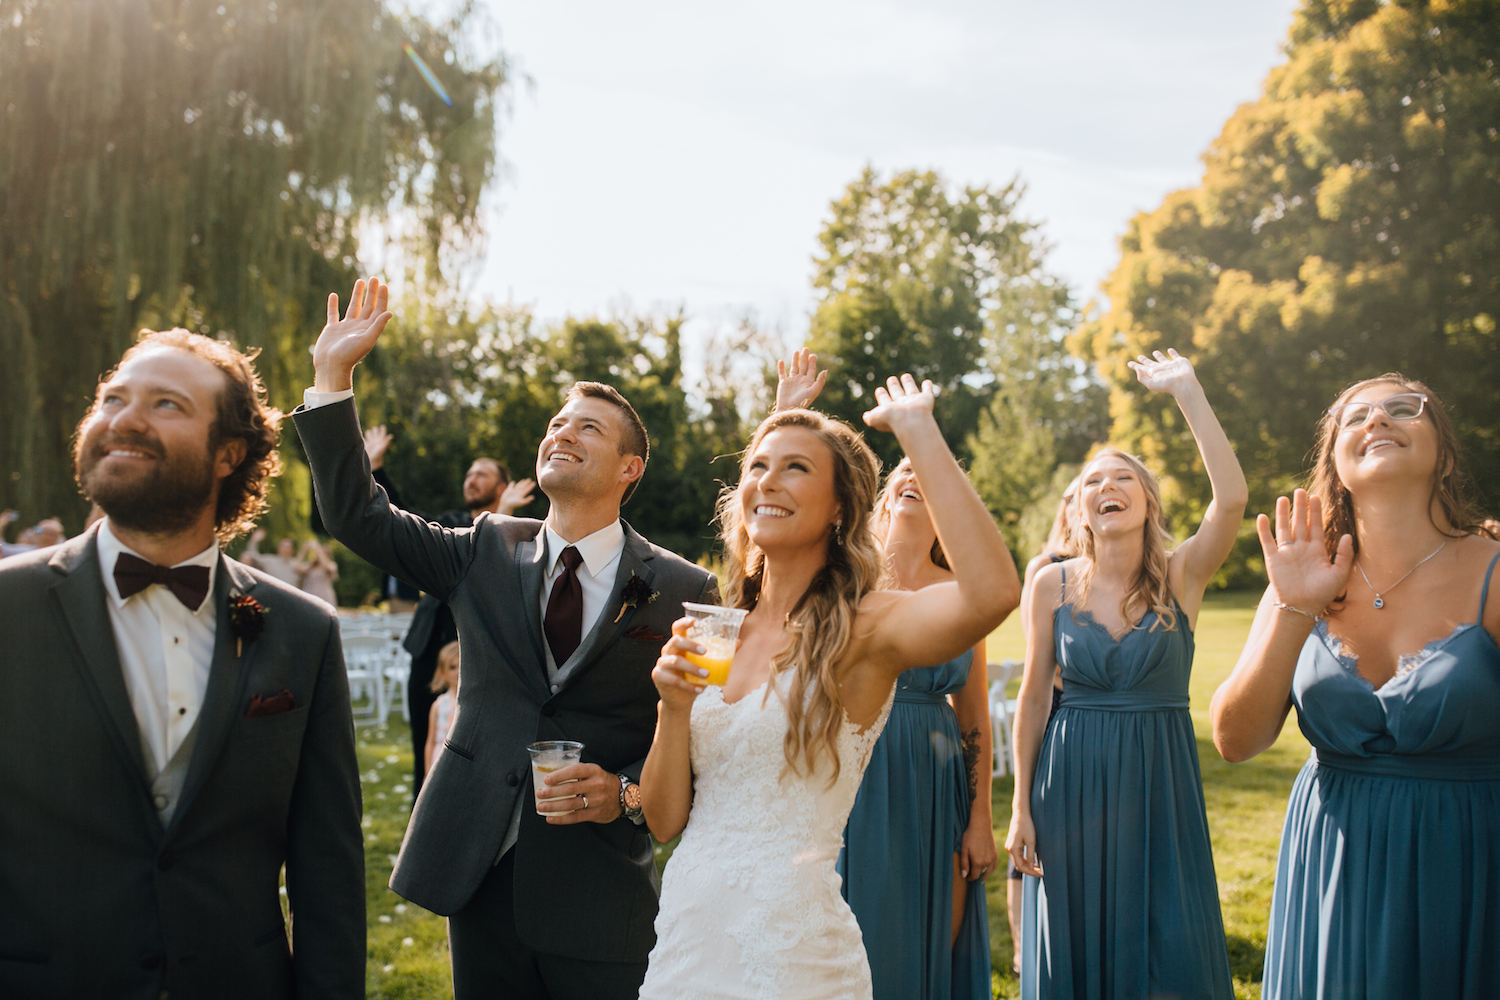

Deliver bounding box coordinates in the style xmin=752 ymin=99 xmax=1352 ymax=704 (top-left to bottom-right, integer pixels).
xmin=139 ymin=719 xmax=200 ymax=828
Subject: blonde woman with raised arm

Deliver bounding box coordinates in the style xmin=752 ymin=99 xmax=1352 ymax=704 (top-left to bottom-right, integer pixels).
xmin=1211 ymin=375 xmax=1500 ymax=1000
xmin=637 ymin=374 xmax=1019 ymax=1000
xmin=1005 ymin=349 xmax=1245 ymax=1000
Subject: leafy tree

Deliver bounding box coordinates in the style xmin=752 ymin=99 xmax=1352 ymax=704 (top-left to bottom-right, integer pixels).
xmin=806 ymin=168 xmax=1044 ymax=467
xmin=0 ymin=0 xmax=507 ymax=531
xmin=1073 ymin=0 xmax=1500 ymax=575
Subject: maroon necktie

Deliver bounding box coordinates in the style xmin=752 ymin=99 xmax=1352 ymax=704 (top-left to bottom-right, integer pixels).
xmin=113 ymin=551 xmax=211 ymax=610
xmin=544 ymin=546 xmax=584 ymax=666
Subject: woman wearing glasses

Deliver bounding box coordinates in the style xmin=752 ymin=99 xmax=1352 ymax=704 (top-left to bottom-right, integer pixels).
xmin=1212 ymin=376 xmax=1500 ymax=999
xmin=1006 ymin=349 xmax=1244 ymax=1000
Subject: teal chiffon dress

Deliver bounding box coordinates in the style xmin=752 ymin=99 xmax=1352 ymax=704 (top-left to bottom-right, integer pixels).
xmin=1021 ymin=572 xmax=1233 ymax=1000
xmin=837 ymin=649 xmax=992 ymax=1000
xmin=1263 ymin=551 xmax=1500 ymax=999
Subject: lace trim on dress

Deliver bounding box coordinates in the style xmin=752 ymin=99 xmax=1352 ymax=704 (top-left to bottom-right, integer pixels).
xmin=1316 ymin=618 xmax=1476 ymax=681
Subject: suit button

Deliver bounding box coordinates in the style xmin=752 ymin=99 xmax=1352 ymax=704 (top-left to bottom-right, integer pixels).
xmin=157 ymin=850 xmax=177 ymax=871
xmin=541 ymin=705 xmax=556 ymax=717
xmin=142 ymin=955 xmax=163 ymax=970
xmin=153 ymin=794 xmax=169 ymax=811
xmin=506 ymin=773 xmax=518 ymax=787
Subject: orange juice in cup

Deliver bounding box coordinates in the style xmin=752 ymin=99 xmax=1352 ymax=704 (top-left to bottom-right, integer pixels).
xmin=682 ymin=603 xmax=748 ymax=687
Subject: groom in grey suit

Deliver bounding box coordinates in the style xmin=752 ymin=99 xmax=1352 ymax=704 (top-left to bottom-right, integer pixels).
xmin=295 ymin=278 xmax=718 ymax=999
xmin=0 ymin=330 xmax=364 ymax=999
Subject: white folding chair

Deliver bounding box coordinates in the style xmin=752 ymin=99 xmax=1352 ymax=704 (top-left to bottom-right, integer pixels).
xmin=988 ymin=659 xmax=1021 ymax=777
xmin=342 ymin=633 xmax=395 ymax=724
xmin=383 ymin=647 xmax=412 ymax=724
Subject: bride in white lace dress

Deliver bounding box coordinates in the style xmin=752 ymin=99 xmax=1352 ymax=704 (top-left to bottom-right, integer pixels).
xmin=639 ymin=373 xmax=1020 ymax=1000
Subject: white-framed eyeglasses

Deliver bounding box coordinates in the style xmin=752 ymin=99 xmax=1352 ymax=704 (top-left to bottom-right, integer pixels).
xmin=1328 ymin=392 xmax=1427 ymax=430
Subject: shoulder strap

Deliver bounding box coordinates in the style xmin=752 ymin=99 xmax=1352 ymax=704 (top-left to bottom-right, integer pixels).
xmin=1059 ymin=563 xmax=1067 ymax=602
xmin=1479 ymin=551 xmax=1500 ymax=619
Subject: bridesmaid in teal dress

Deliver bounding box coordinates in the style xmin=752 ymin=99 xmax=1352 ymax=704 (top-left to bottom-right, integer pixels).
xmin=837 ymin=459 xmax=998 ymax=1000
xmin=1212 ymin=375 xmax=1500 ymax=999
xmin=1006 ymin=349 xmax=1245 ymax=1000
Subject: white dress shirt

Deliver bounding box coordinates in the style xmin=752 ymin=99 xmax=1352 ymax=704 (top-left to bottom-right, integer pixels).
xmin=539 ymin=519 xmax=626 ymax=686
xmin=95 ymin=520 xmax=218 ymax=774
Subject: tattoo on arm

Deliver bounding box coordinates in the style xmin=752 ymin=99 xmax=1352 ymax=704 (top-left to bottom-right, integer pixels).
xmin=961 ymin=727 xmax=982 ymax=803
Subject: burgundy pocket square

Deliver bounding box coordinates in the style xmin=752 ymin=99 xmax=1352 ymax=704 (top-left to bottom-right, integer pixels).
xmin=624 ymin=625 xmax=668 ymax=643
xmin=246 ymin=690 xmax=297 ymax=718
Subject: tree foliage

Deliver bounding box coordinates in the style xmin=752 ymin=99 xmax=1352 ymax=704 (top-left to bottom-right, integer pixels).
xmin=1074 ymin=0 xmax=1500 ymax=569
xmin=806 ymin=168 xmax=1039 ymax=467
xmin=0 ymin=0 xmax=507 ymax=529
xmin=805 ymin=167 xmax=1105 ymax=553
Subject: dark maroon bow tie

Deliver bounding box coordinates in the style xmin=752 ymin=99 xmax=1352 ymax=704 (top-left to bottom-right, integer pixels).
xmin=113 ymin=551 xmax=211 ymax=610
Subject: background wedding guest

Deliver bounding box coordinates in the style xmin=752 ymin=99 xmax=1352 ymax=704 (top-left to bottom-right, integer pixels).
xmin=0 ymin=328 xmax=364 ymax=998
xmin=1211 ymin=376 xmax=1500 ymax=1000
xmin=240 ymin=526 xmax=301 ymax=586
xmin=776 ymin=351 xmax=998 ymax=998
xmin=1007 ymin=349 xmax=1245 ymax=1000
xmin=295 ymin=536 xmax=340 ymax=608
xmin=0 ymin=508 xmax=25 ymax=558
xmin=362 ymin=421 xmax=537 ymax=795
xmin=297 ymin=277 xmax=716 ymax=1000
xmin=424 ymin=639 xmax=462 ymax=774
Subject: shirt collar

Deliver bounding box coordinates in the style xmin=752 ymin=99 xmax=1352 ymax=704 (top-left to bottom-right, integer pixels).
xmin=96 ymin=518 xmax=220 ymax=613
xmin=543 ymin=519 xmax=625 ymax=579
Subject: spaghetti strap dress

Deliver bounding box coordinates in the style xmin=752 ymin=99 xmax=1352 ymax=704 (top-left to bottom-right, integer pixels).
xmin=1020 ymin=569 xmax=1232 ymax=1000
xmin=1262 ymin=551 xmax=1500 ymax=999
xmin=837 ymin=649 xmax=991 ymax=1000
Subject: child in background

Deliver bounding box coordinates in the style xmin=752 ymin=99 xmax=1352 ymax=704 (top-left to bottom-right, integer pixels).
xmin=423 ymin=641 xmax=460 ymax=774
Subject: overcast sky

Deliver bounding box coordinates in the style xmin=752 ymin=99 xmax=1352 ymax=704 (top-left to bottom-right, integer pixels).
xmin=466 ymin=0 xmax=1300 ymax=348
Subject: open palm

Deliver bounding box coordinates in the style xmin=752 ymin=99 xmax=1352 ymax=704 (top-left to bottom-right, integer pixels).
xmin=1128 ymin=348 xmax=1198 ymax=396
xmin=862 ymin=373 xmax=934 ymax=433
xmin=1257 ymin=490 xmax=1354 ymax=613
xmin=312 ymin=278 xmax=394 ymax=391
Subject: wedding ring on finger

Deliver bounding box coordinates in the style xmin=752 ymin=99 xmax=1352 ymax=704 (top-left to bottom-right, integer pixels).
xmin=580 ymin=794 xmax=589 ymax=810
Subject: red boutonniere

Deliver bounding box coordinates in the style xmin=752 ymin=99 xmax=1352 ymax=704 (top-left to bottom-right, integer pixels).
xmin=614 ymin=574 xmax=659 ymax=624
xmin=228 ymin=590 xmax=268 ymax=657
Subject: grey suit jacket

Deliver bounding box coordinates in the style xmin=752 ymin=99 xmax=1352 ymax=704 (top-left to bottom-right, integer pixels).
xmin=295 ymin=397 xmax=717 ymax=964
xmin=0 ymin=528 xmax=365 ymax=1000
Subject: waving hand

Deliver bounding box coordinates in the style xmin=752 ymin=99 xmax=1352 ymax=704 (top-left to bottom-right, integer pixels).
xmin=313 ymin=278 xmax=394 ymax=392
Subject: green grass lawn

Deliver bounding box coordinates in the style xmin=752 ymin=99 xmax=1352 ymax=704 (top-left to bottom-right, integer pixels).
xmin=355 ymin=589 xmax=1301 ymax=999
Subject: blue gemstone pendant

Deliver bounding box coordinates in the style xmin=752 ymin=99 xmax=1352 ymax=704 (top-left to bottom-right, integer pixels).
xmin=1373 ymin=596 xmax=1384 ymax=609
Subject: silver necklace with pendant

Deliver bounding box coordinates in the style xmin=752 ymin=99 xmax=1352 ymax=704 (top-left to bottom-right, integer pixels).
xmin=1355 ymin=539 xmax=1449 ymax=610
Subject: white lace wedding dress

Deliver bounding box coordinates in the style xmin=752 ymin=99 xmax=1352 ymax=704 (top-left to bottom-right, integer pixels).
xmin=639 ymin=672 xmax=894 ymax=1000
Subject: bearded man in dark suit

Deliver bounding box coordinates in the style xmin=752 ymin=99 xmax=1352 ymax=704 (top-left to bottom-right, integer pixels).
xmin=295 ymin=278 xmax=718 ymax=1000
xmin=0 ymin=330 xmax=364 ymax=999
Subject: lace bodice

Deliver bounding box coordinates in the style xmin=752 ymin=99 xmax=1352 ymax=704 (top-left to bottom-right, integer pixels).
xmin=639 ymin=671 xmax=894 ymax=1000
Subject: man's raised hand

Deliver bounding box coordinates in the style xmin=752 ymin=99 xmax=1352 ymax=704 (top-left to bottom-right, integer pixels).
xmin=312 ymin=278 xmax=394 ymax=393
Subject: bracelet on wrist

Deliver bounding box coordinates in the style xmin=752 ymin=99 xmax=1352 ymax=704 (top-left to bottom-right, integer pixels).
xmin=1273 ymin=601 xmax=1324 ymax=622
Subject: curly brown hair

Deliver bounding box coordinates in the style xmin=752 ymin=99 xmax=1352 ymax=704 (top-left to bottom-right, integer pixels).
xmin=94 ymin=329 xmax=283 ymax=545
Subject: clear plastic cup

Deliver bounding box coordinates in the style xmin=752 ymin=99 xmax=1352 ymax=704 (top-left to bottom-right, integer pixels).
xmin=681 ymin=602 xmax=749 ymax=687
xmin=528 ymin=740 xmax=583 ymax=815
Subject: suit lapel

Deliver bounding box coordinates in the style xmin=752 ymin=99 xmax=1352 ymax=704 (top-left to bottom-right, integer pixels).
xmin=558 ymin=525 xmax=658 ymax=690
xmin=48 ymin=529 xmax=151 ymax=786
xmin=514 ymin=531 xmax=551 ymax=691
xmin=171 ymin=555 xmax=256 ymax=832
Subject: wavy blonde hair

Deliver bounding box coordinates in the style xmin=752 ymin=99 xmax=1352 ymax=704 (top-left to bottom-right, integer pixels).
xmin=1044 ymin=475 xmax=1082 ymax=558
xmin=871 ymin=458 xmax=948 ymax=581
xmin=1067 ymin=448 xmax=1178 ymax=632
xmin=716 ymin=409 xmax=884 ymax=783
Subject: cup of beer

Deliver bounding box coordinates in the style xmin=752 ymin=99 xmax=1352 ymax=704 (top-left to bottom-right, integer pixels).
xmin=528 ymin=740 xmax=584 ymax=815
xmin=681 ymin=602 xmax=749 ymax=687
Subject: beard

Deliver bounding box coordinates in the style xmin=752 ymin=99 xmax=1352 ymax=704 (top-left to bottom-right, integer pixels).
xmin=77 ymin=430 xmax=217 ymax=536
xmin=466 ymin=486 xmax=501 ymax=513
